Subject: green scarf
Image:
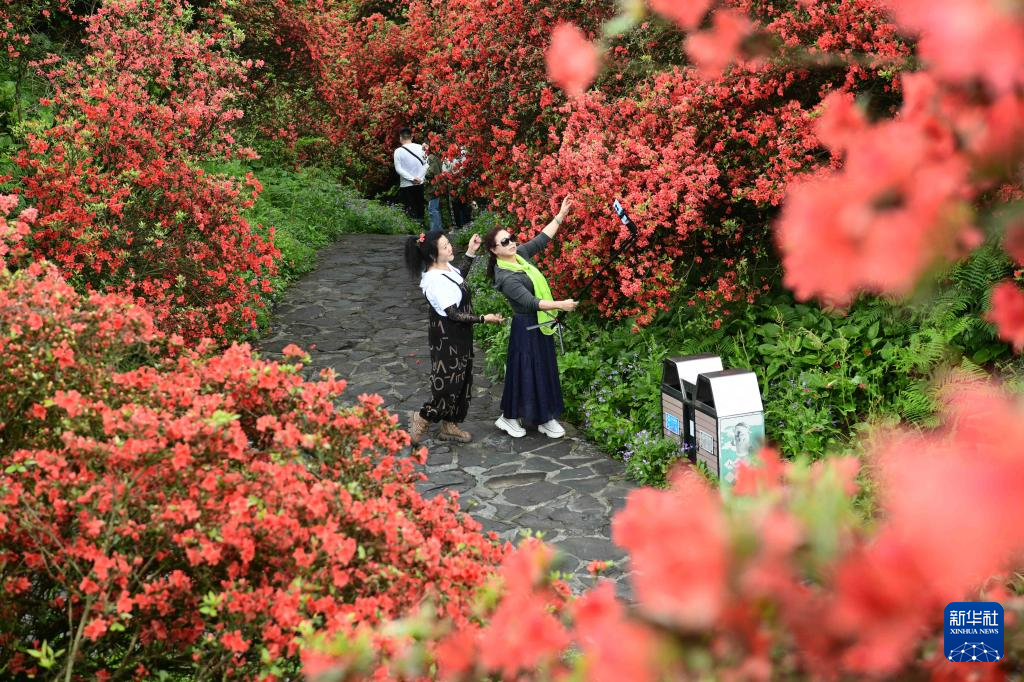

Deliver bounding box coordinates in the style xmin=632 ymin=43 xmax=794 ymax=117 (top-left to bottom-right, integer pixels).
xmin=497 ymin=255 xmax=557 ymax=335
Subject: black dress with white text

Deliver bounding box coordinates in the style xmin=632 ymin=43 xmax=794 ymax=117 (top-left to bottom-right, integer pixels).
xmin=419 ymin=259 xmax=480 ymax=423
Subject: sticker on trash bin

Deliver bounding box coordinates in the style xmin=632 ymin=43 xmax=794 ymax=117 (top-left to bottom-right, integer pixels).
xmin=718 ymin=415 xmax=765 ymax=485
xmin=664 ymin=412 xmax=680 ymax=435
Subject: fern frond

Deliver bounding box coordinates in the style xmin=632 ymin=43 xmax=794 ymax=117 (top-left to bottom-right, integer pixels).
xmin=956 ymin=357 xmax=990 ymax=379
xmin=951 ymin=244 xmax=1012 ymax=296
xmin=895 ymin=382 xmax=937 ymax=423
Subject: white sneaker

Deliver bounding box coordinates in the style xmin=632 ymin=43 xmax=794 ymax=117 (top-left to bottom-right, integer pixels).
xmin=537 ymin=419 xmax=565 ymax=438
xmin=494 ymin=416 xmax=526 ymax=438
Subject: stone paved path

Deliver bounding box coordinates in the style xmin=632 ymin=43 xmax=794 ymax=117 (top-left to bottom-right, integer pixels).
xmin=258 ymin=234 xmax=635 ymax=594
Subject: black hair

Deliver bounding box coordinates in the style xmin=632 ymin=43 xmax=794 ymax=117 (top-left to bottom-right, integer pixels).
xmin=404 ymin=230 xmax=445 ymax=280
xmin=398 ymin=126 xmax=412 ymax=140
xmin=482 ymin=225 xmax=504 ymax=282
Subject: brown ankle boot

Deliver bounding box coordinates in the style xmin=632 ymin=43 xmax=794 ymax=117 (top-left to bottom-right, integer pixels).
xmin=438 ymin=421 xmax=472 ymax=443
xmin=409 ymin=412 xmax=430 ymax=445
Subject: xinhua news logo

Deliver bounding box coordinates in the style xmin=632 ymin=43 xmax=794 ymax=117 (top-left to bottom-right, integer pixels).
xmin=944 ymin=602 xmax=1004 ymax=663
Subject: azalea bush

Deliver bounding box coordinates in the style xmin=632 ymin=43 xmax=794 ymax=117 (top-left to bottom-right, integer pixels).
xmin=305 ymin=384 xmax=1024 ymax=680
xmin=0 ymin=201 xmax=504 ymax=678
xmin=13 ymin=0 xmax=279 ymax=342
xmin=237 ymin=0 xmax=910 ymax=325
xmin=514 ymin=0 xmax=911 ymax=325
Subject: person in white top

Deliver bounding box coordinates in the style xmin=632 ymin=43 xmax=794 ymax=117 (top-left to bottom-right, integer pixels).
xmin=403 ymin=231 xmax=504 ymax=444
xmin=393 ymin=127 xmax=427 ymax=220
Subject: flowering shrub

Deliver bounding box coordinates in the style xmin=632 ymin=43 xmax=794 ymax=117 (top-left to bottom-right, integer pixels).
xmin=0 ymin=200 xmax=503 ymax=678
xmin=237 ymin=0 xmax=425 ymax=192
xmin=305 ymin=382 xmax=1024 ymax=680
xmin=517 ymin=0 xmax=910 ymax=324
xmin=241 ymin=0 xmax=1023 ymax=334
xmin=15 ymin=0 xmax=279 ymax=342
xmin=242 ymin=0 xmax=909 ymax=324
xmin=766 ymin=0 xmax=1024 ymax=331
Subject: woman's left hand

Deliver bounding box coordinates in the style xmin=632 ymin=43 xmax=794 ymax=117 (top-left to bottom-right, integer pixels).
xmin=558 ymin=194 xmax=573 ymax=218
xmin=467 ymin=233 xmax=482 ymax=256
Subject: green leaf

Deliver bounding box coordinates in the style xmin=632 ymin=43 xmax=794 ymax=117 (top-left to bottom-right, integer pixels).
xmin=207 ymin=410 xmax=239 ymax=428
xmin=802 ymin=334 xmax=823 ymax=351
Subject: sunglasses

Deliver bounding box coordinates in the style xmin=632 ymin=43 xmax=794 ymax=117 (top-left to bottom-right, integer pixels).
xmin=498 ymin=236 xmax=516 ymax=247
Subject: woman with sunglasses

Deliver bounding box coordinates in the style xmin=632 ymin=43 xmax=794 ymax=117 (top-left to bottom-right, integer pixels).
xmin=405 ymin=230 xmax=504 ymax=445
xmin=484 ymin=195 xmax=578 ymax=438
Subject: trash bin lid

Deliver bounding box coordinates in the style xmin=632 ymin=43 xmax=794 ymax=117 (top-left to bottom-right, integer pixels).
xmin=695 ymin=369 xmax=763 ymax=416
xmin=662 ymin=354 xmax=722 ymax=389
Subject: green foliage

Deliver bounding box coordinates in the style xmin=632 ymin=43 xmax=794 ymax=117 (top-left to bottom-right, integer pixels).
xmin=623 ymin=431 xmax=683 ymax=487
xmin=205 ymin=162 xmax=417 ymax=331
xmin=887 ymin=244 xmax=1014 ymax=424
xmin=559 ymin=325 xmax=667 ymax=456
xmin=0 ymin=56 xmax=54 ymax=181
xmin=466 ymin=263 xmax=512 ymax=379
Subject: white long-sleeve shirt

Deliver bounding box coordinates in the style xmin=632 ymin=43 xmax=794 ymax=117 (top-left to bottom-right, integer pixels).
xmin=393 ymin=143 xmax=427 ymax=188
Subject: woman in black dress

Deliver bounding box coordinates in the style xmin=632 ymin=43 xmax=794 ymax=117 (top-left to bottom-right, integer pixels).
xmin=404 ymin=231 xmax=503 ymax=444
xmin=484 ymin=195 xmax=578 ymax=438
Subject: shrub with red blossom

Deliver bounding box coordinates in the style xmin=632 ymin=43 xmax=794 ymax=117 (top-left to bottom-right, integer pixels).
xmin=251 ymin=0 xmax=909 ymax=324
xmin=0 ymin=201 xmax=504 ymax=678
xmin=305 ymin=383 xmax=1024 ymax=680
xmin=769 ymin=2 xmax=1024 ymax=319
xmin=514 ymin=0 xmax=912 ymax=323
xmin=15 ymin=0 xmax=279 ymax=342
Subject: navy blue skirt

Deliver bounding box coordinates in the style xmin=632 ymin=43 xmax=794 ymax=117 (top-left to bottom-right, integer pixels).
xmin=500 ymin=313 xmax=564 ymax=424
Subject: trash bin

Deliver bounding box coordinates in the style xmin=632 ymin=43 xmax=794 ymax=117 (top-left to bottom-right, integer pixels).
xmin=693 ymin=369 xmax=765 ymax=485
xmin=661 ymin=354 xmax=723 ymax=460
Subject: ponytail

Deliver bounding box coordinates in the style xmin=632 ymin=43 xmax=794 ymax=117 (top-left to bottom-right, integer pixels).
xmin=482 ymin=226 xmax=503 ymax=282
xmin=404 ymin=231 xmax=443 ymax=281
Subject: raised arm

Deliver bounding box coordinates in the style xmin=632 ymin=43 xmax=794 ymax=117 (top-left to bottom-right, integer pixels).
xmin=515 ymin=194 xmax=571 ymax=259
xmin=516 ymin=232 xmax=551 ymax=260
xmin=454 ymin=252 xmax=476 ymax=277
xmin=541 ymin=194 xmax=573 ymax=240
xmin=454 ymin=234 xmax=482 ymax=276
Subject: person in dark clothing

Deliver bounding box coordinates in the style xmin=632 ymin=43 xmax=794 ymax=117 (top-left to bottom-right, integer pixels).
xmin=424 ymin=152 xmax=443 ymax=232
xmin=484 ymin=195 xmax=577 ymax=438
xmin=404 ymin=231 xmax=504 ymax=444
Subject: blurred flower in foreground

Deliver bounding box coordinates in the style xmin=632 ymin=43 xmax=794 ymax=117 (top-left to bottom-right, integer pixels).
xmin=546 ymin=23 xmax=599 ymax=97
